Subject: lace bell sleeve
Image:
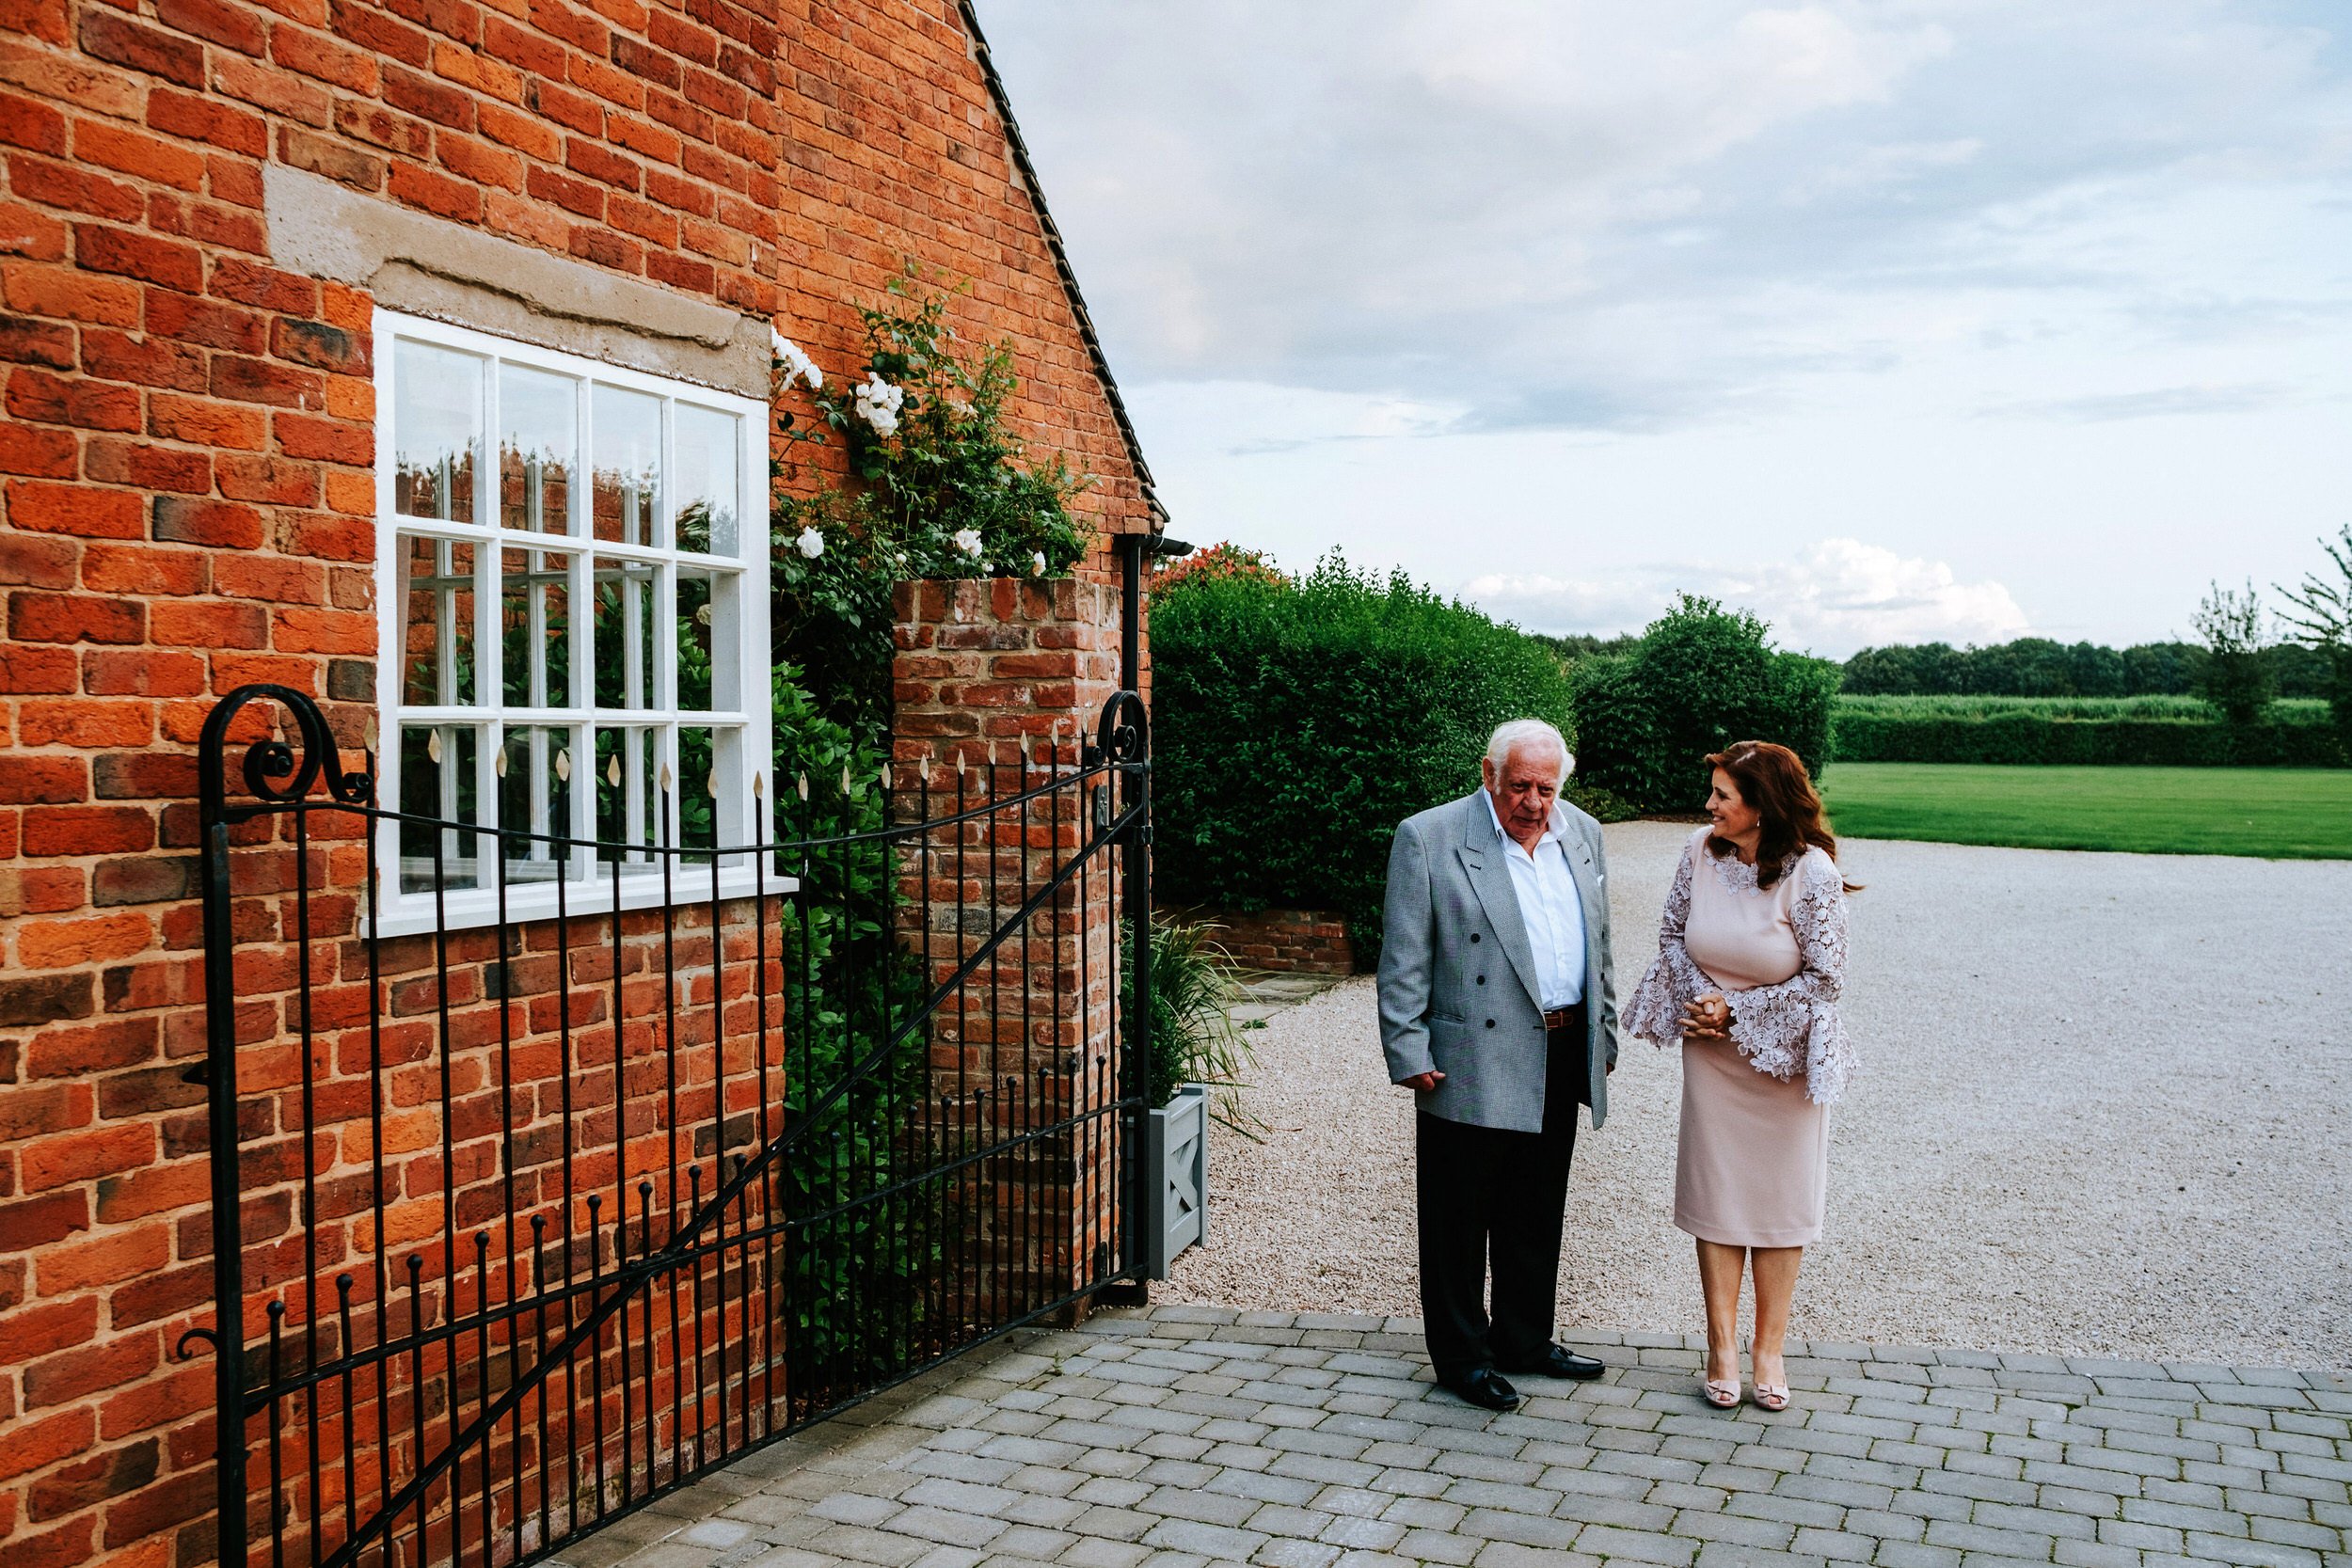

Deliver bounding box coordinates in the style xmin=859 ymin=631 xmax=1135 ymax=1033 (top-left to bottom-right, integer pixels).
xmin=1722 ymin=850 xmax=1856 ymax=1104
xmin=1622 ymin=842 xmax=1713 ymax=1046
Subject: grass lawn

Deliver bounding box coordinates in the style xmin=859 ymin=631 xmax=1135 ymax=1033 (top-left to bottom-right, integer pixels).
xmin=1820 ymin=764 xmax=2352 ymax=859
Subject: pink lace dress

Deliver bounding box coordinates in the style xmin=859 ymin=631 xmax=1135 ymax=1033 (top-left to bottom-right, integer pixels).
xmin=1624 ymin=828 xmax=1854 ymax=1247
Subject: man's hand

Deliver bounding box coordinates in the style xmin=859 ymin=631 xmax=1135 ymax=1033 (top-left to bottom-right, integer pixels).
xmin=1400 ymin=1069 xmax=1445 ymax=1093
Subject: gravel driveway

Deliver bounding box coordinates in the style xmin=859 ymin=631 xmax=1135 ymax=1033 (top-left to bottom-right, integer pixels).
xmin=1163 ymin=822 xmax=2352 ymax=1368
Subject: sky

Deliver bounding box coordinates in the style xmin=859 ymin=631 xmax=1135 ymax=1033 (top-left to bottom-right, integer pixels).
xmin=973 ymin=0 xmax=2352 ymax=657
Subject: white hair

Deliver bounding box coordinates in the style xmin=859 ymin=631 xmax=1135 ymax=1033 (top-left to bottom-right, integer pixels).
xmin=1485 ymin=719 xmax=1572 ymax=784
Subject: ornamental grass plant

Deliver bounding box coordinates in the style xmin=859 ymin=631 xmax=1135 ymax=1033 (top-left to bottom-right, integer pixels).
xmin=1129 ymin=918 xmax=1263 ymax=1137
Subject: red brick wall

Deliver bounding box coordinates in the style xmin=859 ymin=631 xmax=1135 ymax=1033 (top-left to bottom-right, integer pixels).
xmin=0 ymin=0 xmax=1155 ymax=1560
xmin=1161 ymin=905 xmax=1358 ymax=977
xmin=890 ymin=576 xmax=1127 ymax=1307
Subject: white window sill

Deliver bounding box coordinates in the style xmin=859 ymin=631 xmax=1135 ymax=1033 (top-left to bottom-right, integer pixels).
xmin=361 ymin=863 xmax=799 ymax=938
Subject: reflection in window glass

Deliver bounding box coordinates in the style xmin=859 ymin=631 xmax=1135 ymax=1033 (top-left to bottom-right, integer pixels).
xmin=593 ymin=725 xmax=663 ymax=878
xmin=501 ymin=364 xmax=576 ymax=533
xmin=398 ymin=724 xmax=483 ymax=893
xmin=395 ymin=341 xmax=482 ymax=523
xmin=500 ymin=725 xmax=575 ymax=885
xmin=675 ymin=565 xmax=728 ymax=713
xmin=678 ymin=726 xmax=718 ymax=863
xmin=591 ymin=557 xmax=658 ymax=710
xmin=401 ymin=536 xmax=476 ymax=707
xmin=592 ymin=385 xmax=660 ymax=546
xmin=674 ymin=404 xmax=739 ymax=556
xmin=501 ymin=547 xmax=571 ymax=709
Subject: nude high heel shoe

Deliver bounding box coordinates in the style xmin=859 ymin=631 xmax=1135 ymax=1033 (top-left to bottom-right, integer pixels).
xmin=1699 ymin=1346 xmax=1740 ymax=1409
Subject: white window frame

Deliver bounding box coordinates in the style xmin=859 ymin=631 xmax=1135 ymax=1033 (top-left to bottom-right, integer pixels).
xmin=369 ymin=308 xmax=775 ymax=937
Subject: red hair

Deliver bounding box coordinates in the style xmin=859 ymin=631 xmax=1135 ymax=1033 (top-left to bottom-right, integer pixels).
xmin=1705 ymin=740 xmax=1858 ymax=892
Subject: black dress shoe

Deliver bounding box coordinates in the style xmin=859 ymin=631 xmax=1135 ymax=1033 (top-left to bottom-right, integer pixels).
xmin=1442 ymin=1367 xmax=1522 ymax=1412
xmin=1504 ymin=1344 xmax=1606 ymax=1381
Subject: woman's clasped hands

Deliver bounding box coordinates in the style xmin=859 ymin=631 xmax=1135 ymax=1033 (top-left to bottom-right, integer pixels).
xmin=1682 ymin=991 xmax=1732 ymax=1039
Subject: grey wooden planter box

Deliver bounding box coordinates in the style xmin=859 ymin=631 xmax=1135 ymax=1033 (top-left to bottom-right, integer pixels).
xmin=1143 ymin=1084 xmax=1208 ymax=1279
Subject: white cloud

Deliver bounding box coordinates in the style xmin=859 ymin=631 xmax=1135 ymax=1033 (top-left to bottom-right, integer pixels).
xmin=979 ymin=0 xmax=2351 ymax=430
xmin=978 ymin=1 xmax=2352 ymax=644
xmin=1463 ymin=539 xmax=2029 ymax=657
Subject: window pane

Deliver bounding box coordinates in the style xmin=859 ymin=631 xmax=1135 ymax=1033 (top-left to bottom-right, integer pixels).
xmin=499 ymin=725 xmax=576 ymax=885
xmin=398 ymin=724 xmax=484 ymax=894
xmin=674 ymin=404 xmax=739 ymax=556
xmin=679 ymin=725 xmax=718 ymax=863
xmin=501 ymin=364 xmax=577 ymax=533
xmin=501 ymin=547 xmax=572 ymax=709
xmin=394 ymin=341 xmax=482 ymax=523
xmin=592 ymin=385 xmax=660 ymax=546
xmin=590 ymin=557 xmax=657 ymax=710
xmin=675 ymin=566 xmax=737 ymax=713
xmin=593 ymin=725 xmax=662 ymax=878
xmin=401 ymin=536 xmax=478 ymax=707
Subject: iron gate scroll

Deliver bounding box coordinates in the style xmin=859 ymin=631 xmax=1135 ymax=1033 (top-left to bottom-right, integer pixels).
xmin=191 ymin=683 xmax=1151 ymax=1568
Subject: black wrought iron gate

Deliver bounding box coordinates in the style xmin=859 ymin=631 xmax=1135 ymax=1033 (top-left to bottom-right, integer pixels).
xmin=192 ymin=684 xmax=1150 ymax=1568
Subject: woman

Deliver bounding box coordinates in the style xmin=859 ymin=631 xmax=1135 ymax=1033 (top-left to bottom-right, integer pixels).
xmin=1625 ymin=740 xmax=1857 ymax=1413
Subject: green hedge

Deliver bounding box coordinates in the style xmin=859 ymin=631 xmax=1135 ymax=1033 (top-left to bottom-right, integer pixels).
xmin=1150 ymin=556 xmax=1574 ymax=963
xmin=1568 ymin=595 xmax=1840 ymax=812
xmin=1829 ymin=706 xmax=2346 ymax=767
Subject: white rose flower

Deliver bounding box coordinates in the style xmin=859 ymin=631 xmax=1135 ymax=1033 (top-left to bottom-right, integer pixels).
xmin=1031 ymin=550 xmax=1046 ymax=575
xmin=851 ymin=373 xmax=904 ymax=436
xmin=952 ymin=528 xmax=984 ymax=558
xmin=796 ymin=529 xmax=825 ymax=560
xmin=771 ymin=331 xmax=821 ymax=390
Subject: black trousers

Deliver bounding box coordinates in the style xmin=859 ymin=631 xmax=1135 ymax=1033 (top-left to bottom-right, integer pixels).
xmin=1417 ymin=1011 xmax=1587 ymax=1384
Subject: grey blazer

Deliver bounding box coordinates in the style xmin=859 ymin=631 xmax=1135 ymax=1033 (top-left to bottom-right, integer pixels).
xmin=1376 ymin=790 xmax=1621 ymax=1132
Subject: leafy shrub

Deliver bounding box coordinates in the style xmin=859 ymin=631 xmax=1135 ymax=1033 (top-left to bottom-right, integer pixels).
xmin=1567 ymin=595 xmax=1840 ymax=812
xmin=1835 ymin=694 xmax=2315 ymax=722
xmin=1150 ymin=540 xmax=1287 ymax=595
xmin=1151 ymin=554 xmax=1575 ymax=961
xmin=1565 ymin=778 xmax=1640 ymax=824
xmin=771 ymin=271 xmax=1091 ymax=740
xmin=2277 ymin=523 xmax=2352 ymax=754
xmin=1829 ymin=696 xmax=2344 ymax=767
xmin=2193 ymin=580 xmax=2276 ymax=728
xmin=1841 ymin=636 xmax=2332 ymax=701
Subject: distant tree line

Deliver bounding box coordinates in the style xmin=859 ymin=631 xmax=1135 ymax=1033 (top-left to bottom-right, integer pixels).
xmin=1839 ymin=637 xmax=2332 ymax=700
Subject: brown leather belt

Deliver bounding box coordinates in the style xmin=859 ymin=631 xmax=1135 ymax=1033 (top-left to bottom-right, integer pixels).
xmin=1542 ymin=1005 xmax=1585 ymax=1032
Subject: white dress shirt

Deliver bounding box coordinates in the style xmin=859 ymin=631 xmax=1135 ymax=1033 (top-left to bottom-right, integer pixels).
xmin=1482 ymin=791 xmax=1587 ymax=1008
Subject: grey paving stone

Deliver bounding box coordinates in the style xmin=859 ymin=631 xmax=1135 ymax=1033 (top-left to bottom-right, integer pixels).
xmin=1135 ymin=1485 xmax=1261 ymax=1528
xmin=2178 ymin=1530 xmax=2327 ymax=1565
xmin=1456 ymin=1509 xmax=1585 ymax=1549
xmin=1920 ymin=1517 xmax=2060 ymax=1559
xmin=1137 ymin=1517 xmax=1269 ymax=1560
xmin=1057 ymin=1542 xmax=1152 ymax=1568
xmin=1206 ymin=1469 xmax=1322 ymax=1508
xmin=596 ymin=1310 xmax=2345 ymax=1568
xmin=1563 ymin=1524 xmax=1697 ymax=1564
xmin=1788 ymin=1527 xmax=1877 ymax=1562
xmin=1466 ymin=1544 xmax=1599 ymax=1568
xmin=1868 ymin=1544 xmax=1961 ymax=1568
xmin=1397 ymin=1527 xmax=1484 ymax=1565
xmin=1669 ymin=1509 xmax=1798 ymax=1550
xmin=1250 ymin=1541 xmax=1343 ymax=1568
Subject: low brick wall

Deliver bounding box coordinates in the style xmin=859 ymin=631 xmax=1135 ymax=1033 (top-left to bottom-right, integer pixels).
xmin=1161 ymin=906 xmax=1357 ymax=975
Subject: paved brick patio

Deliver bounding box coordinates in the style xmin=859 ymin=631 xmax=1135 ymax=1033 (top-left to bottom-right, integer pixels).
xmin=571 ymin=1305 xmax=2352 ymax=1568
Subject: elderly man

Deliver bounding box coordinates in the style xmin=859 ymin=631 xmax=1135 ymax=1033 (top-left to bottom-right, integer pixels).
xmin=1378 ymin=718 xmax=1619 ymax=1412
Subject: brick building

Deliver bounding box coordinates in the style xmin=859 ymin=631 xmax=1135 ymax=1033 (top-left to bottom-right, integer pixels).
xmin=0 ymin=1 xmax=1160 ymax=1563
